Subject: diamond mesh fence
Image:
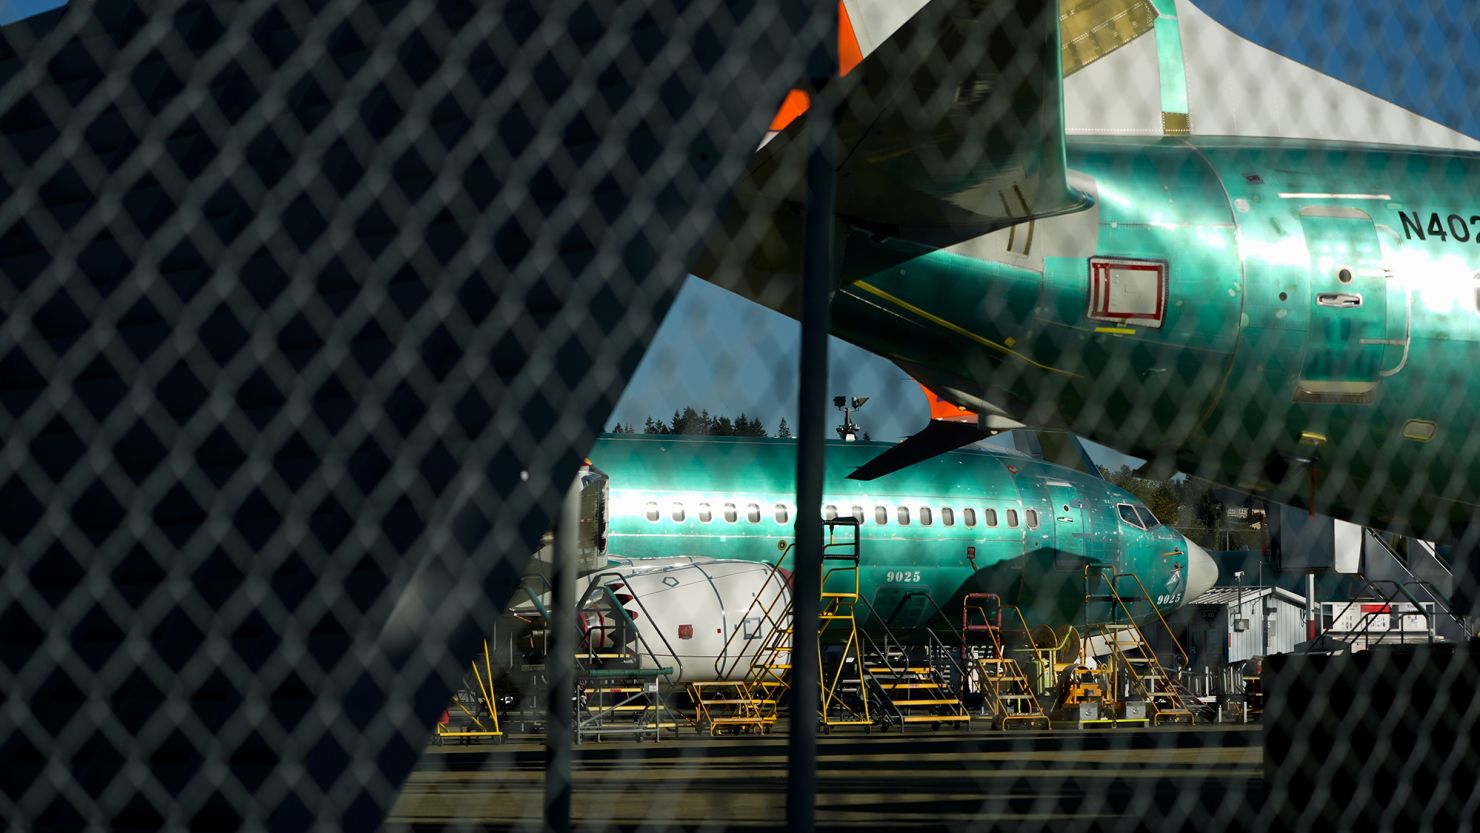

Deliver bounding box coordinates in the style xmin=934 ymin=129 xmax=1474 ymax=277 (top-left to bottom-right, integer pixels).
xmin=2 ymin=0 xmax=1478 ymax=831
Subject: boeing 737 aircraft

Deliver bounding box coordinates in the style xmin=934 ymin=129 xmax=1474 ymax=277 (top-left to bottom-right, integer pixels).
xmin=555 ymin=432 xmax=1215 ymax=682
xmin=698 ymin=0 xmax=1480 ymax=544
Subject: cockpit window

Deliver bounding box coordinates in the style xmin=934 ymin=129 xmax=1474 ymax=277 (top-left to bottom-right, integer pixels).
xmin=1135 ymin=505 xmax=1162 ymax=530
xmin=1117 ymin=503 xmax=1146 ymax=529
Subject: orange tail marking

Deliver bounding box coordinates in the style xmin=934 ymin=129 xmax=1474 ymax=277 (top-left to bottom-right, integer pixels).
xmin=920 ymin=383 xmax=979 ymax=424
xmin=768 ymin=2 xmax=863 ymax=132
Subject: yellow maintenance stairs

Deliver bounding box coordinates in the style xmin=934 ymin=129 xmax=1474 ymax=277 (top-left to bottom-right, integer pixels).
xmin=862 ymin=646 xmax=970 ymax=731
xmin=849 ymin=589 xmax=972 ymax=731
xmin=435 ymin=639 xmax=505 ymax=744
xmin=962 ymin=594 xmax=1051 ymax=730
xmin=1083 ymin=567 xmax=1195 ymax=725
xmin=689 ymin=542 xmax=796 ymax=734
xmin=816 ymin=519 xmax=872 ymax=730
xmin=689 ymin=518 xmax=876 ymax=734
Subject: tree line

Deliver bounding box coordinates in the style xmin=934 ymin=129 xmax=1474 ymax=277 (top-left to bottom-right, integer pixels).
xmin=1100 ymin=465 xmax=1262 ymax=551
xmin=612 ymin=406 xmax=791 ymax=438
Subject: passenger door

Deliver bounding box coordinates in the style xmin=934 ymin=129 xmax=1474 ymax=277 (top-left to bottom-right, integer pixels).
xmin=1046 ymin=480 xmax=1089 ymax=568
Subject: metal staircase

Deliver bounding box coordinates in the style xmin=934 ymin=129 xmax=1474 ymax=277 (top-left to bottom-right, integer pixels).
xmin=1085 ymin=567 xmax=1194 ymax=725
xmin=962 ymin=593 xmax=1051 ymax=729
xmin=816 ymin=519 xmax=872 ymax=729
xmin=856 ymin=591 xmax=970 ymax=731
xmin=690 ymin=518 xmax=873 ymax=733
xmin=515 ymin=572 xmax=682 ymax=741
xmin=690 ymin=539 xmax=796 ymax=734
xmin=861 ymin=644 xmax=970 ymax=731
xmin=435 ymin=639 xmax=505 ymax=744
xmin=1304 ymin=576 xmax=1474 ymax=655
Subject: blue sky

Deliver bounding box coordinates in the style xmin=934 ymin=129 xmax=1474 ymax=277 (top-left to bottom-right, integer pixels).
xmin=0 ymin=0 xmax=65 ymax=26
xmin=608 ymin=0 xmax=1480 ymax=468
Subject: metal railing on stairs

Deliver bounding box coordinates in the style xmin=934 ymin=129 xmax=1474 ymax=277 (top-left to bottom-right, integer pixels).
xmin=1084 ymin=567 xmax=1194 ymax=725
xmin=855 ymin=592 xmax=969 ymax=731
xmin=692 ymin=542 xmax=797 ymax=734
xmin=435 ymin=639 xmax=505 ymax=744
xmin=689 ymin=518 xmax=874 ymax=734
xmin=1304 ymin=577 xmax=1474 ymax=655
xmin=816 ymin=519 xmax=872 ymax=730
xmin=962 ymin=593 xmax=1051 ymax=729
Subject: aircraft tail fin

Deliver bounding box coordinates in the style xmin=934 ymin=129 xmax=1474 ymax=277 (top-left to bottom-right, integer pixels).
xmin=730 ymin=0 xmax=1093 ymax=263
xmin=1009 ymin=429 xmax=1102 ymax=478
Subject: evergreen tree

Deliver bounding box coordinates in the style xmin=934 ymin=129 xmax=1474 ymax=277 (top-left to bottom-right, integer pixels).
xmin=736 ymin=413 xmax=766 ymax=436
xmin=777 ymin=418 xmax=792 ymax=438
xmin=633 ymin=407 xmax=774 ymax=438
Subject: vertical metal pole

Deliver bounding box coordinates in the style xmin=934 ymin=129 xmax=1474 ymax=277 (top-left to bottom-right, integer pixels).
xmin=544 ymin=477 xmax=581 ymax=833
xmin=787 ymin=18 xmax=837 ymax=833
xmin=1306 ymin=572 xmax=1318 ymax=643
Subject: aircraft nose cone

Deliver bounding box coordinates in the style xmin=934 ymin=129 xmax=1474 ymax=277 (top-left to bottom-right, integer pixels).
xmin=1183 ymin=538 xmax=1218 ymax=603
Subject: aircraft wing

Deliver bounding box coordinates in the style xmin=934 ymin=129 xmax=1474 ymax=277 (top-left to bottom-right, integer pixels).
xmin=729 ymin=0 xmax=1094 ymax=258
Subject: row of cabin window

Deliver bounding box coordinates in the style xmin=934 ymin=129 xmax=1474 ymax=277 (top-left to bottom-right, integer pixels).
xmin=641 ymin=501 xmax=1039 ymax=529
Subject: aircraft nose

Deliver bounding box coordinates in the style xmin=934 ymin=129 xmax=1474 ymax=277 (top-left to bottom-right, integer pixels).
xmin=1183 ymin=537 xmax=1217 ymax=603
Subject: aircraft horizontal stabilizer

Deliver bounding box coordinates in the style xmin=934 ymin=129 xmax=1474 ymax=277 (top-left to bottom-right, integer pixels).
xmin=728 ymin=0 xmax=1093 ymax=264
xmin=847 ymin=419 xmax=988 ymax=481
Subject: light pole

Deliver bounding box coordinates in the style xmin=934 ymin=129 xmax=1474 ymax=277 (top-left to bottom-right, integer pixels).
xmin=833 ymin=395 xmax=868 ymax=441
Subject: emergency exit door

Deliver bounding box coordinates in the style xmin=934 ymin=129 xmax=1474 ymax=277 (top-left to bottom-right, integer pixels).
xmin=1297 ymin=207 xmax=1391 ymax=402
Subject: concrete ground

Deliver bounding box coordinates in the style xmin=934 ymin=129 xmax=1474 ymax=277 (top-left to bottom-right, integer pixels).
xmin=388 ymin=724 xmax=1262 ymax=831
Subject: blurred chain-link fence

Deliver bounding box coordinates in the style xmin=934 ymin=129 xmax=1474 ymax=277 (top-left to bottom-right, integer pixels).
xmin=3 ymin=0 xmax=1478 ymax=831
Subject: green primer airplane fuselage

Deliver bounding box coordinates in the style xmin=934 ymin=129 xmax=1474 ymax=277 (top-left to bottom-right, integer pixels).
xmin=591 ymin=434 xmax=1213 ymax=632
xmin=828 ymin=136 xmax=1480 ymax=542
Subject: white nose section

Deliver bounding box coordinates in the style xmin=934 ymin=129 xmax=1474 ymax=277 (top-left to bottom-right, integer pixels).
xmin=1183 ymin=538 xmax=1218 ymax=603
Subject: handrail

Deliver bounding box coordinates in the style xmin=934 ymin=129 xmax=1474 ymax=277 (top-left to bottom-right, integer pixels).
xmin=711 ymin=543 xmax=796 ymax=679
xmin=1404 ymin=579 xmax=1475 ymax=639
xmin=577 ymin=572 xmax=687 ymax=684
xmin=883 ymin=590 xmax=965 ymax=643
xmin=962 ymin=593 xmax=1047 ymax=668
xmin=856 ymin=592 xmax=967 ymax=687
xmin=520 ymin=577 xmax=553 ymax=622
xmin=1304 ymin=578 xmax=1421 ymax=654
xmin=1114 ymin=572 xmax=1189 ymax=667
xmin=1002 ymin=604 xmax=1045 ymax=660
xmin=1418 ymin=540 xmax=1455 ymax=575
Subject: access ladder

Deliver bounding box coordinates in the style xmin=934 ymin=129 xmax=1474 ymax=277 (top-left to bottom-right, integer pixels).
xmin=962 ymin=594 xmax=1050 ymax=729
xmin=817 ymin=519 xmax=871 ymax=729
xmin=689 ymin=518 xmax=872 ymax=733
xmin=1084 ymin=568 xmax=1194 ymax=725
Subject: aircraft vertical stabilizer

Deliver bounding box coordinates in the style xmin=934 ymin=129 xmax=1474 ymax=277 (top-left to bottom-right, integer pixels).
xmin=1065 ymin=0 xmax=1480 ymax=148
